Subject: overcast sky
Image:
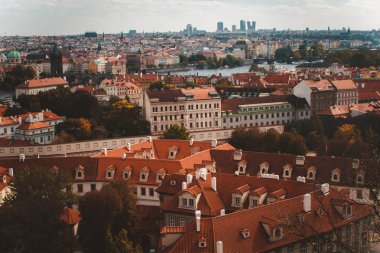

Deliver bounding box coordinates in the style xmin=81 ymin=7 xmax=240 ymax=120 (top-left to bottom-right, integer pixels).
xmin=0 ymin=0 xmax=379 ymax=35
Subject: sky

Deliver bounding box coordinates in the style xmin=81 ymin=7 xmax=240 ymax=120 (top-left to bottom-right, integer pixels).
xmin=0 ymin=0 xmax=379 ymax=35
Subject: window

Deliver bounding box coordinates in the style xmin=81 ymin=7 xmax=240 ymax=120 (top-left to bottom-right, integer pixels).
xmin=182 ymin=198 xmax=188 ymax=206
xmin=252 ymin=199 xmax=258 ymax=206
xmin=77 ymin=184 xmax=83 ymax=193
xmin=140 ymin=187 xmax=146 ymax=196
xmin=274 ymin=228 xmax=282 ymax=239
xmin=300 ymin=242 xmax=307 ymax=253
xmin=180 ymin=217 xmax=186 ymax=226
xmin=235 ymin=196 xmax=241 ymax=206
xmin=356 ymin=189 xmax=363 ymax=199
xmin=189 ymin=198 xmax=194 ymax=207
xmin=123 ymin=172 xmax=129 ymax=179
xmin=169 ymin=216 xmax=176 ymax=226
xmin=149 ymin=188 xmax=154 ymax=197
xmin=90 ymin=184 xmax=96 ymax=191
xmin=107 ymin=171 xmax=112 ymax=178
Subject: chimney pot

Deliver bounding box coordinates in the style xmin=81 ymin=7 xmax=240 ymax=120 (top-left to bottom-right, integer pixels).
xmin=211 ymin=176 xmax=217 ymax=191
xmin=182 ymin=181 xmax=187 ymax=190
xmin=303 ymin=193 xmax=311 ymax=212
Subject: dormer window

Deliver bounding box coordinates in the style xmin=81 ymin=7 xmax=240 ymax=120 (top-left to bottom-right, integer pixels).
xmin=106 ymin=165 xmax=115 ymax=179
xmin=168 ymin=146 xmax=179 ymax=159
xmin=238 ymin=160 xmax=247 ymax=174
xmin=274 ymin=228 xmax=283 ymax=240
xmin=241 ymin=229 xmax=251 ymax=239
xmin=140 ymin=167 xmax=149 ymax=182
xmin=123 ymin=166 xmax=132 ymax=180
xmin=198 ymin=238 xmax=207 ymax=248
xmin=331 ymin=168 xmax=341 ymax=182
xmin=156 ymin=168 xmax=167 ymax=183
xmin=282 ymin=164 xmax=292 ymax=179
xmin=2 ymin=175 xmax=6 ymax=183
xmin=356 ymin=170 xmax=365 ymax=184
xmin=307 ymin=166 xmax=317 ymax=180
xmin=346 ymin=205 xmax=352 ymax=217
xmin=260 ymin=162 xmax=269 ymax=175
xmin=75 ymin=165 xmax=84 ymax=180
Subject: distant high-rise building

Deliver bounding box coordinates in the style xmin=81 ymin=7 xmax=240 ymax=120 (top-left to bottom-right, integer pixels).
xmin=129 ymin=30 xmax=137 ymax=36
xmin=240 ymin=20 xmax=246 ymax=31
xmin=252 ymin=21 xmax=256 ymax=32
xmin=50 ymin=44 xmax=63 ymax=76
xmin=232 ymin=25 xmax=237 ymax=32
xmin=217 ymin=22 xmax=224 ymax=31
xmin=186 ymin=24 xmax=193 ymax=37
xmin=247 ymin=21 xmax=252 ymax=30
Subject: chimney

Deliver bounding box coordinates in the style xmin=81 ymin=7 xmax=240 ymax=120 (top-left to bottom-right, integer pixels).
xmin=211 ymin=176 xmax=217 ymax=191
xmin=147 ymin=136 xmax=152 ymax=142
xmin=18 ymin=117 xmax=22 ymax=124
xmin=297 ymin=176 xmax=306 ymax=183
xmin=38 ymin=112 xmax=43 ymax=122
xmin=234 ymin=171 xmax=239 ymax=176
xmin=216 ymin=241 xmax=223 ymax=253
xmin=233 ymin=149 xmax=243 ymax=161
xmin=211 ymin=139 xmax=218 ymax=148
xmin=0 ymin=117 xmax=2 ymax=124
xmin=189 ymin=137 xmax=194 ymax=146
xmin=8 ymin=168 xmax=13 ymax=177
xmin=195 ymin=210 xmax=201 ymax=232
xmin=122 ymin=153 xmax=127 ymax=160
xmin=321 ymin=183 xmax=329 ymax=195
xmin=186 ymin=173 xmax=193 ymax=184
xmin=182 ymin=181 xmax=187 ymax=190
xmin=126 ymin=143 xmax=131 ymax=151
xmin=296 ymin=155 xmax=305 ymax=166
xmin=101 ymin=148 xmax=107 ymax=156
xmin=303 ymin=194 xmax=311 ymax=212
xmin=220 ymin=209 xmax=225 ymax=216
xmin=19 ymin=154 xmax=25 ymax=162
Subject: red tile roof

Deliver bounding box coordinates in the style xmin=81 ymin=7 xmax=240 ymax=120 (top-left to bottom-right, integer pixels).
xmin=17 ymin=77 xmax=68 ymax=88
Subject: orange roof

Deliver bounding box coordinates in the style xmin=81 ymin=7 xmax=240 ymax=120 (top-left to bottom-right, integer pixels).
xmin=16 ymin=121 xmax=50 ymax=130
xmin=180 ymin=87 xmax=218 ymax=100
xmin=330 ymin=79 xmax=357 ymax=90
xmin=60 ymin=208 xmax=81 ymax=225
xmin=17 ymin=78 xmax=68 ymax=88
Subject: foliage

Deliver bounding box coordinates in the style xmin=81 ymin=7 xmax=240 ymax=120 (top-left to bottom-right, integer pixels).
xmin=105 ymin=230 xmax=142 ymax=253
xmin=275 ymin=46 xmax=294 ymax=61
xmin=78 ymin=181 xmax=140 ymax=253
xmin=249 ymin=63 xmax=267 ymax=74
xmin=0 ymin=64 xmax=36 ymax=91
xmin=324 ymin=49 xmax=380 ymax=68
xmin=148 ymin=81 xmax=164 ymax=91
xmin=55 ymin=118 xmax=92 ymax=141
xmin=0 ymin=166 xmax=76 ymax=253
xmin=162 ymin=124 xmax=190 ymax=140
xmin=2 ymin=106 xmax=27 ymax=116
xmin=230 ymin=128 xmax=307 ymax=155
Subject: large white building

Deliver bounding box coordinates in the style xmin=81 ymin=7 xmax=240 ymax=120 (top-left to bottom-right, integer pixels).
xmin=144 ymin=87 xmax=222 ymax=133
xmin=221 ymin=95 xmax=311 ymax=129
xmin=15 ymin=77 xmax=69 ymax=98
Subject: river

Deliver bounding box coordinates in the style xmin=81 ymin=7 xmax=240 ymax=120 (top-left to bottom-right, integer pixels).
xmin=166 ymin=62 xmax=297 ymax=77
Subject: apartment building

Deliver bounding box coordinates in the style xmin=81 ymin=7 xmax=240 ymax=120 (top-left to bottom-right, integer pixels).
xmin=15 ymin=77 xmax=69 ymax=99
xmin=99 ymin=79 xmax=142 ymax=104
xmin=144 ymin=87 xmax=222 ymax=134
xmin=221 ymin=95 xmax=310 ymax=129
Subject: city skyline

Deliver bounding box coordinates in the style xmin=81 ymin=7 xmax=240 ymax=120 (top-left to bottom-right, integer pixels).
xmin=1 ymin=0 xmax=380 ymax=36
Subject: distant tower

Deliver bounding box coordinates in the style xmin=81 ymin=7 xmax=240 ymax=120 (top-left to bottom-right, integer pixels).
xmin=232 ymin=25 xmax=237 ymax=32
xmin=240 ymin=20 xmax=246 ymax=31
xmin=102 ymin=32 xmax=105 ymax=41
xmin=252 ymin=21 xmax=256 ymax=32
xmin=217 ymin=22 xmax=224 ymax=31
xmin=186 ymin=24 xmax=193 ymax=37
xmin=120 ymin=31 xmax=123 ymax=40
xmin=50 ymin=43 xmax=63 ymax=76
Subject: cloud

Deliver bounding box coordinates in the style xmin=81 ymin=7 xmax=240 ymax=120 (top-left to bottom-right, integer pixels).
xmin=0 ymin=0 xmax=379 ymax=35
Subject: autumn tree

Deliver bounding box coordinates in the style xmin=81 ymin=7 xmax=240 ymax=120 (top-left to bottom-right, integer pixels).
xmin=0 ymin=64 xmax=36 ymax=90
xmin=0 ymin=166 xmax=76 ymax=253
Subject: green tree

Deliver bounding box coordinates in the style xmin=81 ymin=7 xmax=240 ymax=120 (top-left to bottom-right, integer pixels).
xmin=148 ymin=81 xmax=164 ymax=91
xmin=105 ymin=230 xmax=142 ymax=253
xmin=275 ymin=46 xmax=294 ymax=61
xmin=0 ymin=166 xmax=76 ymax=253
xmin=2 ymin=106 xmax=27 ymax=116
xmin=78 ymin=181 xmax=140 ymax=253
xmin=55 ymin=118 xmax=92 ymax=141
xmin=162 ymin=124 xmax=190 ymax=140
xmin=17 ymin=94 xmax=41 ymax=112
xmin=0 ymin=64 xmax=36 ymax=91
xmin=261 ymin=129 xmax=280 ymax=152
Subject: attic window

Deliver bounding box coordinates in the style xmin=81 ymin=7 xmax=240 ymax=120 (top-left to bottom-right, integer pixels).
xmin=170 ymin=180 xmax=176 ymax=186
xmin=241 ymin=229 xmax=251 ymax=239
xmin=123 ymin=171 xmax=129 ymax=179
xmin=107 ymin=171 xmax=113 ymax=178
xmin=307 ymin=171 xmax=314 ymax=180
xmin=233 ymin=195 xmax=241 ymax=207
xmin=274 ymin=228 xmax=283 ymax=240
xmin=198 ymin=238 xmax=207 ymax=248
xmin=157 ymin=174 xmax=163 ymax=181
xmin=252 ymin=198 xmax=258 ymax=206
xmin=346 ymin=206 xmax=352 ymax=217
xmin=356 ymin=170 xmax=365 ymax=184
xmin=331 ymin=169 xmax=341 ymax=182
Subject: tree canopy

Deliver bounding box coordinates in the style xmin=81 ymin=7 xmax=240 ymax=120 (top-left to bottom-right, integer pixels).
xmin=0 ymin=166 xmax=76 ymax=253
xmin=161 ymin=124 xmax=190 ymax=140
xmin=78 ymin=181 xmax=140 ymax=253
xmin=0 ymin=64 xmax=36 ymax=91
